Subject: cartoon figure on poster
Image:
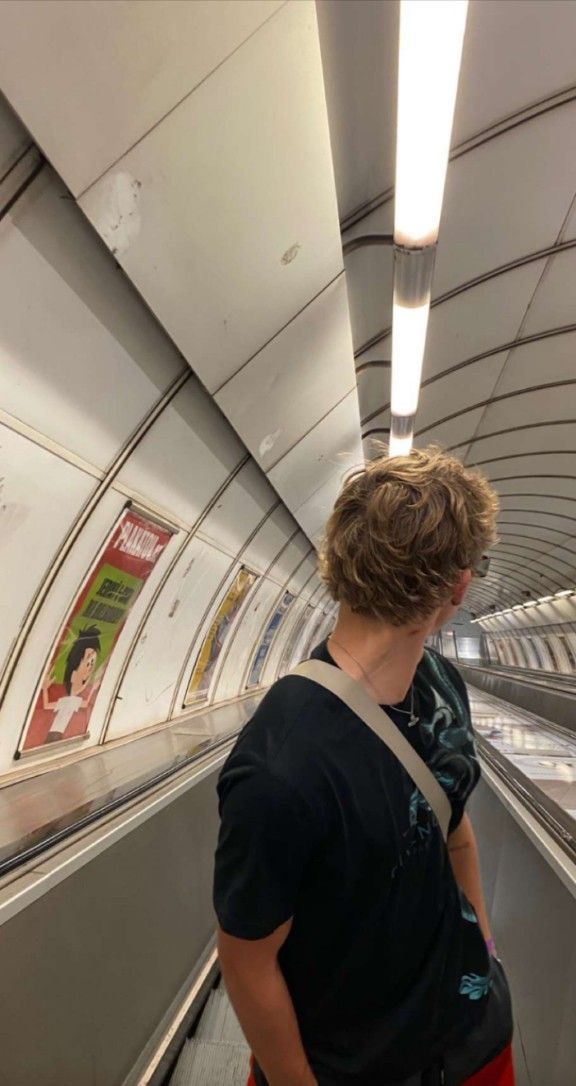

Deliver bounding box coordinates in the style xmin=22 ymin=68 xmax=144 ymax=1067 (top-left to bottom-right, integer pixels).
xmin=42 ymin=625 xmax=103 ymax=742
xmin=247 ymin=591 xmax=295 ymax=689
xmin=21 ymin=509 xmax=173 ymax=753
xmin=185 ymin=567 xmax=257 ymax=705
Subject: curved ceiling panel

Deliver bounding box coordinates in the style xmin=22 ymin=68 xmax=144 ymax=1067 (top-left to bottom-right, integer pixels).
xmin=318 ymin=0 xmax=576 ymax=614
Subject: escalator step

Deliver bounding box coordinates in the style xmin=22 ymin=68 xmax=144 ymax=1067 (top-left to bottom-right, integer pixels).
xmin=171 ymin=1039 xmax=251 ymax=1085
xmin=196 ymin=989 xmax=247 ymax=1046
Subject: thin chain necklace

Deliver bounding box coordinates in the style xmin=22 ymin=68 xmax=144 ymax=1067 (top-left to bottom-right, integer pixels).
xmin=328 ymin=635 xmax=420 ymax=727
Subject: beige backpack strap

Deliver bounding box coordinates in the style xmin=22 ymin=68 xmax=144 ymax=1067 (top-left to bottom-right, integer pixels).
xmin=291 ymin=658 xmax=452 ymax=843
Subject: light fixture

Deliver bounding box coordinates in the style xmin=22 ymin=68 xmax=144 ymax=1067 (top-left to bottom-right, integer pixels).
xmin=555 ymin=589 xmax=574 ymax=597
xmin=537 ymin=595 xmax=554 ymax=604
xmin=390 ymin=0 xmax=469 ymax=453
xmin=395 ymin=0 xmax=469 ymax=248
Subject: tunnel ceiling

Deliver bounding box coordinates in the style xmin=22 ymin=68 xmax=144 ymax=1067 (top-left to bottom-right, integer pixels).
xmin=317 ymin=0 xmax=576 ymax=618
xmin=0 ymin=0 xmax=362 ymax=551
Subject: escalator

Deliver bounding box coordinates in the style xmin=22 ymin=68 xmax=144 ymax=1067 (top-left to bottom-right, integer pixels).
xmin=170 ymin=982 xmax=249 ymax=1086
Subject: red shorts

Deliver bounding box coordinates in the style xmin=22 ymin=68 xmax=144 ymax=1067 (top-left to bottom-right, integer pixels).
xmin=246 ymin=1044 xmax=515 ymax=1085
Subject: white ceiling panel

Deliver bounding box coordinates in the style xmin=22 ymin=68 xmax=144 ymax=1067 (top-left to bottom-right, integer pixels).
xmin=493 ymin=475 xmax=576 ymax=501
xmin=415 ymin=407 xmax=486 ymax=454
xmin=357 ymin=365 xmax=390 ymax=426
xmin=269 ymin=392 xmax=362 ymax=512
xmin=497 ymin=516 xmax=576 ymax=544
xmin=434 ymin=104 xmax=576 ymax=297
xmin=0 ymin=0 xmax=283 ymax=197
xmin=481 ymin=453 xmax=576 ymax=484
xmin=520 ymin=248 xmax=576 ymax=336
xmin=453 ymin=1 xmax=576 ymax=147
xmin=474 ymin=386 xmax=576 ymax=439
xmin=416 ymin=354 xmax=506 ymax=439
xmin=315 ymin=0 xmax=398 ymax=221
xmin=198 ymin=459 xmax=277 ymax=565
xmin=423 ymin=262 xmax=547 ymax=381
xmin=493 ymin=331 xmax=576 ymax=395
xmin=0 ymin=169 xmax=185 ymax=470
xmin=0 ymin=91 xmax=28 ymax=177
xmin=466 ymin=423 xmax=576 ymax=465
xmin=293 ymin=472 xmax=346 ymax=546
xmin=115 ymin=379 xmax=244 ymax=528
xmin=215 ymin=274 xmax=355 ymax=473
xmin=344 ymin=245 xmax=394 ymax=352
xmin=78 ymin=1 xmax=343 ymax=397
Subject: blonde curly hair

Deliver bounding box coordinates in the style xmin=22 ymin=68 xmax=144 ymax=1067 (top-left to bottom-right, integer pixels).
xmin=318 ymin=446 xmax=499 ymax=626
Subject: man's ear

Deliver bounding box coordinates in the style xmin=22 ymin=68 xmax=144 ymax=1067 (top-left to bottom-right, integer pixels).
xmin=451 ymin=568 xmax=472 ymax=606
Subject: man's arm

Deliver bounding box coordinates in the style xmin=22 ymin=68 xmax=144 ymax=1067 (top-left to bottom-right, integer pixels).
xmin=217 ymin=919 xmax=317 ymax=1086
xmin=448 ymin=812 xmax=493 ymax=945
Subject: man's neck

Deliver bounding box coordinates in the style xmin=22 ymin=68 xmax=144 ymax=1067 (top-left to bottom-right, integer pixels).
xmin=327 ymin=605 xmax=434 ymax=704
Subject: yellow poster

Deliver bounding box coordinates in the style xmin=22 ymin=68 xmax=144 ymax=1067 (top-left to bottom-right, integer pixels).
xmin=184 ymin=567 xmax=257 ymax=705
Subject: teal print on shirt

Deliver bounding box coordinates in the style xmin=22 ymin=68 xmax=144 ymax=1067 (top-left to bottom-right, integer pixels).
xmin=459 ymin=973 xmax=492 ymax=1000
xmin=460 ymin=895 xmax=478 ymax=924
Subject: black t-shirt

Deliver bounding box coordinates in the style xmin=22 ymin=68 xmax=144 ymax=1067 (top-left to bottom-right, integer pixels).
xmin=213 ymin=642 xmax=491 ymax=1085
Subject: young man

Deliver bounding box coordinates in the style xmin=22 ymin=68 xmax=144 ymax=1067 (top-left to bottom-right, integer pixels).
xmin=213 ymin=448 xmax=514 ymax=1086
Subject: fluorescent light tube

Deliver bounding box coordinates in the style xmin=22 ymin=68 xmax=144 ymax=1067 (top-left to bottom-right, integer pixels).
xmin=389 ymin=432 xmax=414 ymax=456
xmin=395 ymin=0 xmax=468 ymax=247
xmin=391 ymin=300 xmax=430 ymax=416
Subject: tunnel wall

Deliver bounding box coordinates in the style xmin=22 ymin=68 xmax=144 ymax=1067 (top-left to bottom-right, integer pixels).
xmin=0 ymin=94 xmax=334 ymax=779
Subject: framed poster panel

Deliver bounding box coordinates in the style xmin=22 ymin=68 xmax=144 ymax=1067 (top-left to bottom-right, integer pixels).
xmin=19 ymin=507 xmax=173 ymax=754
xmin=184 ymin=565 xmax=257 ymax=707
xmin=279 ymin=603 xmax=315 ymax=676
xmin=246 ymin=591 xmax=295 ymax=690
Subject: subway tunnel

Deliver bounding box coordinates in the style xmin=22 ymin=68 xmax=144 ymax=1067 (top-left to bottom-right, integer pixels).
xmin=0 ymin=2 xmax=575 ymax=1084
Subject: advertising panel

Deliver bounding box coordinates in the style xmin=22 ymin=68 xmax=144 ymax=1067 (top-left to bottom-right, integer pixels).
xmin=184 ymin=566 xmax=257 ymax=706
xmin=20 ymin=508 xmax=173 ymax=753
xmin=246 ymin=591 xmax=295 ymax=689
xmin=279 ymin=603 xmax=314 ymax=676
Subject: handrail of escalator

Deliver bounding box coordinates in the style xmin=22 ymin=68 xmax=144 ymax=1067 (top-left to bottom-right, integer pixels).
xmin=463 ymin=661 xmax=576 ymax=696
xmin=0 ymin=729 xmax=240 ymax=882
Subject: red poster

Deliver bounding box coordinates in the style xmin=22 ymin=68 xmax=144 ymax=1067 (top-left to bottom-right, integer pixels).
xmin=20 ymin=508 xmax=173 ymax=753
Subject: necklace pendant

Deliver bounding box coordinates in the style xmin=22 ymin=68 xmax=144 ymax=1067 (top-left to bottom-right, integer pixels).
xmin=408 ymin=714 xmax=419 ymax=728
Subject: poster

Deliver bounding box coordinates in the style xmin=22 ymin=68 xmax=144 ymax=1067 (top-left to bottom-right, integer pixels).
xmin=279 ymin=604 xmax=315 ymax=676
xmin=184 ymin=566 xmax=257 ymax=706
xmin=21 ymin=508 xmax=173 ymax=752
xmin=246 ymin=591 xmax=295 ymax=689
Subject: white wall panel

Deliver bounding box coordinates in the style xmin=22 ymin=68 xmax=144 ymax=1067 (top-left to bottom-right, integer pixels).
xmin=289 ymin=555 xmax=318 ymax=595
xmin=115 ymin=379 xmax=244 ymax=529
xmin=0 ymin=426 xmax=95 ymax=676
xmin=0 ymin=0 xmax=283 ymax=197
xmin=0 ymin=488 xmax=126 ymax=771
xmin=267 ymin=532 xmax=311 ymax=585
xmin=0 ymin=169 xmax=185 ymax=469
xmin=0 ymin=91 xmax=28 ymax=177
xmin=215 ymin=578 xmax=280 ymax=701
xmin=215 ymin=275 xmax=355 ymax=472
xmin=106 ymin=536 xmax=232 ymax=740
xmin=198 ymin=460 xmax=278 ymax=568
xmin=78 ymin=1 xmax=343 ymax=395
xmin=496 ymin=332 xmax=576 ymax=395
